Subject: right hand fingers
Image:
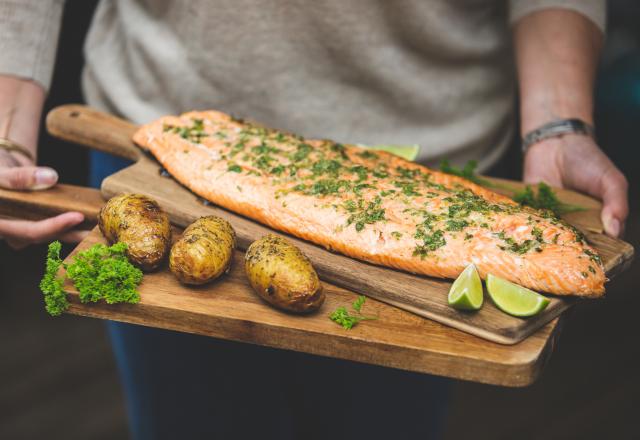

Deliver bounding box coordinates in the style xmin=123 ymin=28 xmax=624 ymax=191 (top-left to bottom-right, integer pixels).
xmin=5 ymin=230 xmax=89 ymax=250
xmin=598 ymin=167 xmax=629 ymax=238
xmin=0 ymin=165 xmax=59 ymax=190
xmin=0 ymin=212 xmax=85 ymax=249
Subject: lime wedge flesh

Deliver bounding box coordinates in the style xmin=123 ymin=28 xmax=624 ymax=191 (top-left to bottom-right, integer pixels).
xmin=448 ymin=264 xmax=483 ymax=311
xmin=357 ymin=144 xmax=420 ymax=161
xmin=486 ymin=274 xmax=550 ymax=317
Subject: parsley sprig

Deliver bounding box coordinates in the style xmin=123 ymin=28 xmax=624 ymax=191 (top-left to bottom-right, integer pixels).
xmin=40 ymin=241 xmax=143 ymax=317
xmin=440 ymin=160 xmax=585 ymax=217
xmin=439 ymin=160 xmax=493 ymax=187
xmin=40 ymin=241 xmax=68 ymax=316
xmin=329 ymin=295 xmax=378 ymax=330
xmin=439 ymin=159 xmax=516 ymax=191
xmin=513 ymin=182 xmax=585 ymax=217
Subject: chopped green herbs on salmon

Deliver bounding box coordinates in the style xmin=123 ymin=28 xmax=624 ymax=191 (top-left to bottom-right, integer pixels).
xmin=161 ymin=117 xmax=592 ymax=261
xmin=163 ymin=118 xmax=208 ymax=143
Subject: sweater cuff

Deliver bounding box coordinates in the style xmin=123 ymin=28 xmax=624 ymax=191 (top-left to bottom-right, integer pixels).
xmin=0 ymin=0 xmax=64 ymax=91
xmin=509 ymin=0 xmax=606 ymax=33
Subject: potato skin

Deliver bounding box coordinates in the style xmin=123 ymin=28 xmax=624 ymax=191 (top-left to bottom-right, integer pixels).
xmin=244 ymin=234 xmax=324 ymax=313
xmin=98 ymin=193 xmax=171 ymax=271
xmin=169 ymin=216 xmax=236 ymax=285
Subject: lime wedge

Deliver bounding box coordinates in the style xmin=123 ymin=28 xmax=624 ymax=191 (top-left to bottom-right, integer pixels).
xmin=448 ymin=264 xmax=483 ymax=311
xmin=357 ymin=144 xmax=420 ymax=161
xmin=486 ymin=274 xmax=550 ymax=317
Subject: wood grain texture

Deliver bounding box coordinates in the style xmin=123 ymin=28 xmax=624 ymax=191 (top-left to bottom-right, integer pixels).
xmin=0 ymin=184 xmax=103 ymax=229
xmin=46 ymin=104 xmax=141 ymax=162
xmin=42 ymin=104 xmax=634 ymax=344
xmin=0 ymin=185 xmax=559 ymax=386
xmin=0 ymin=183 xmax=560 ymax=386
xmin=101 ymin=156 xmax=633 ymax=344
xmin=63 ymin=227 xmax=561 ymax=387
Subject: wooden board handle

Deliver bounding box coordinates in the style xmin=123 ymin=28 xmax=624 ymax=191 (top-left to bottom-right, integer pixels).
xmin=46 ymin=104 xmax=142 ymax=162
xmin=0 ymin=184 xmax=103 ymax=228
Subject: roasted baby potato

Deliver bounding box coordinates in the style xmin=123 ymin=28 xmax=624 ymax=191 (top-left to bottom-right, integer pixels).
xmin=169 ymin=216 xmax=236 ymax=285
xmin=244 ymin=234 xmax=324 ymax=313
xmin=98 ymin=193 xmax=171 ymax=271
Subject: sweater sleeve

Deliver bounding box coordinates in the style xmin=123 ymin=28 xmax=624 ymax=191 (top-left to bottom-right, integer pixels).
xmin=0 ymin=0 xmax=65 ymax=91
xmin=509 ymin=0 xmax=606 ymax=33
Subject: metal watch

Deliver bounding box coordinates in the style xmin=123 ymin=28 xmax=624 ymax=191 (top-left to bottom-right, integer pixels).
xmin=521 ymin=119 xmax=595 ymax=155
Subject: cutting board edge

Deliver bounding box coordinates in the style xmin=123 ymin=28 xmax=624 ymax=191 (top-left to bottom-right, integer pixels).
xmin=377 ymin=295 xmax=571 ymax=345
xmin=62 ymin=292 xmax=557 ymax=387
xmin=99 ymin=177 xmax=623 ymax=345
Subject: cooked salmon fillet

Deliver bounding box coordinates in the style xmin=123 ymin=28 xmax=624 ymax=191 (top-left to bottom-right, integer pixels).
xmin=133 ymin=111 xmax=605 ymax=297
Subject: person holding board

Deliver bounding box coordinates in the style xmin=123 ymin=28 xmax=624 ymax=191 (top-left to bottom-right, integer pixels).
xmin=0 ymin=1 xmax=628 ymax=439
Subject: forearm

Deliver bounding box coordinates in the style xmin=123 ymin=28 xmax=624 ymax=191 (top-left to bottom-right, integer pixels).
xmin=514 ymin=8 xmax=603 ymax=135
xmin=0 ymin=75 xmax=46 ymax=161
xmin=515 ymin=8 xmax=628 ymax=237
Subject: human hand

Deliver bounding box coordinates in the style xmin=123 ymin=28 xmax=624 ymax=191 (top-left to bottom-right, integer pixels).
xmin=523 ymin=134 xmax=628 ymax=237
xmin=0 ymin=75 xmax=87 ymax=249
xmin=0 ymin=150 xmax=87 ymax=249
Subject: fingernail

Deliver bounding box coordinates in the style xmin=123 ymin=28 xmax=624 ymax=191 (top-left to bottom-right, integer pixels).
xmin=66 ymin=212 xmax=85 ymax=223
xmin=32 ymin=168 xmax=58 ymax=190
xmin=605 ymin=217 xmax=620 ymax=237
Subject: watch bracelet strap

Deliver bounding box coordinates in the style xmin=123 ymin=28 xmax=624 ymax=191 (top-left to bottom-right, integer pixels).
xmin=522 ymin=119 xmax=595 ymax=154
xmin=0 ymin=137 xmax=35 ymax=162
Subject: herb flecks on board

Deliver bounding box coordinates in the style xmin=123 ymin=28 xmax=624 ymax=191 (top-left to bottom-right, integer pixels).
xmin=439 ymin=159 xmax=493 ymax=187
xmin=439 ymin=161 xmax=586 ymax=217
xmin=513 ymin=182 xmax=585 ymax=217
xmin=330 ymin=295 xmax=378 ymax=330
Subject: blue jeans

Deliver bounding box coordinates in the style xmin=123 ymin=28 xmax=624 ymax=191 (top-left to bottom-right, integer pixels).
xmin=90 ymin=151 xmax=451 ymax=440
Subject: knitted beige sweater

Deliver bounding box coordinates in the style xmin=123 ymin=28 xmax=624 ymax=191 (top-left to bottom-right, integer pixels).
xmin=0 ymin=0 xmax=604 ymax=169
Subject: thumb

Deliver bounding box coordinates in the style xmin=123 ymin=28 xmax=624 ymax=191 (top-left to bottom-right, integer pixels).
xmin=599 ymin=168 xmax=629 ymax=237
xmin=0 ymin=166 xmax=58 ymax=190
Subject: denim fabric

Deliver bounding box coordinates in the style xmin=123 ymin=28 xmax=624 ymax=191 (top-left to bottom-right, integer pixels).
xmin=88 ymin=150 xmax=132 ymax=189
xmin=91 ymin=150 xmax=451 ymax=440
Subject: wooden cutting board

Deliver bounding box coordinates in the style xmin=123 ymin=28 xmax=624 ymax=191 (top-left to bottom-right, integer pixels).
xmin=46 ymin=105 xmax=634 ymax=345
xmin=0 ymin=183 xmax=560 ymax=387
xmin=62 ymin=225 xmax=563 ymax=387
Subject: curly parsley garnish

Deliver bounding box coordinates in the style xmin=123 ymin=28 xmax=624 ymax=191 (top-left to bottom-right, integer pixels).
xmin=39 ymin=241 xmax=143 ymax=317
xmin=39 ymin=241 xmax=68 ymax=316
xmin=329 ymin=295 xmax=378 ymax=330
